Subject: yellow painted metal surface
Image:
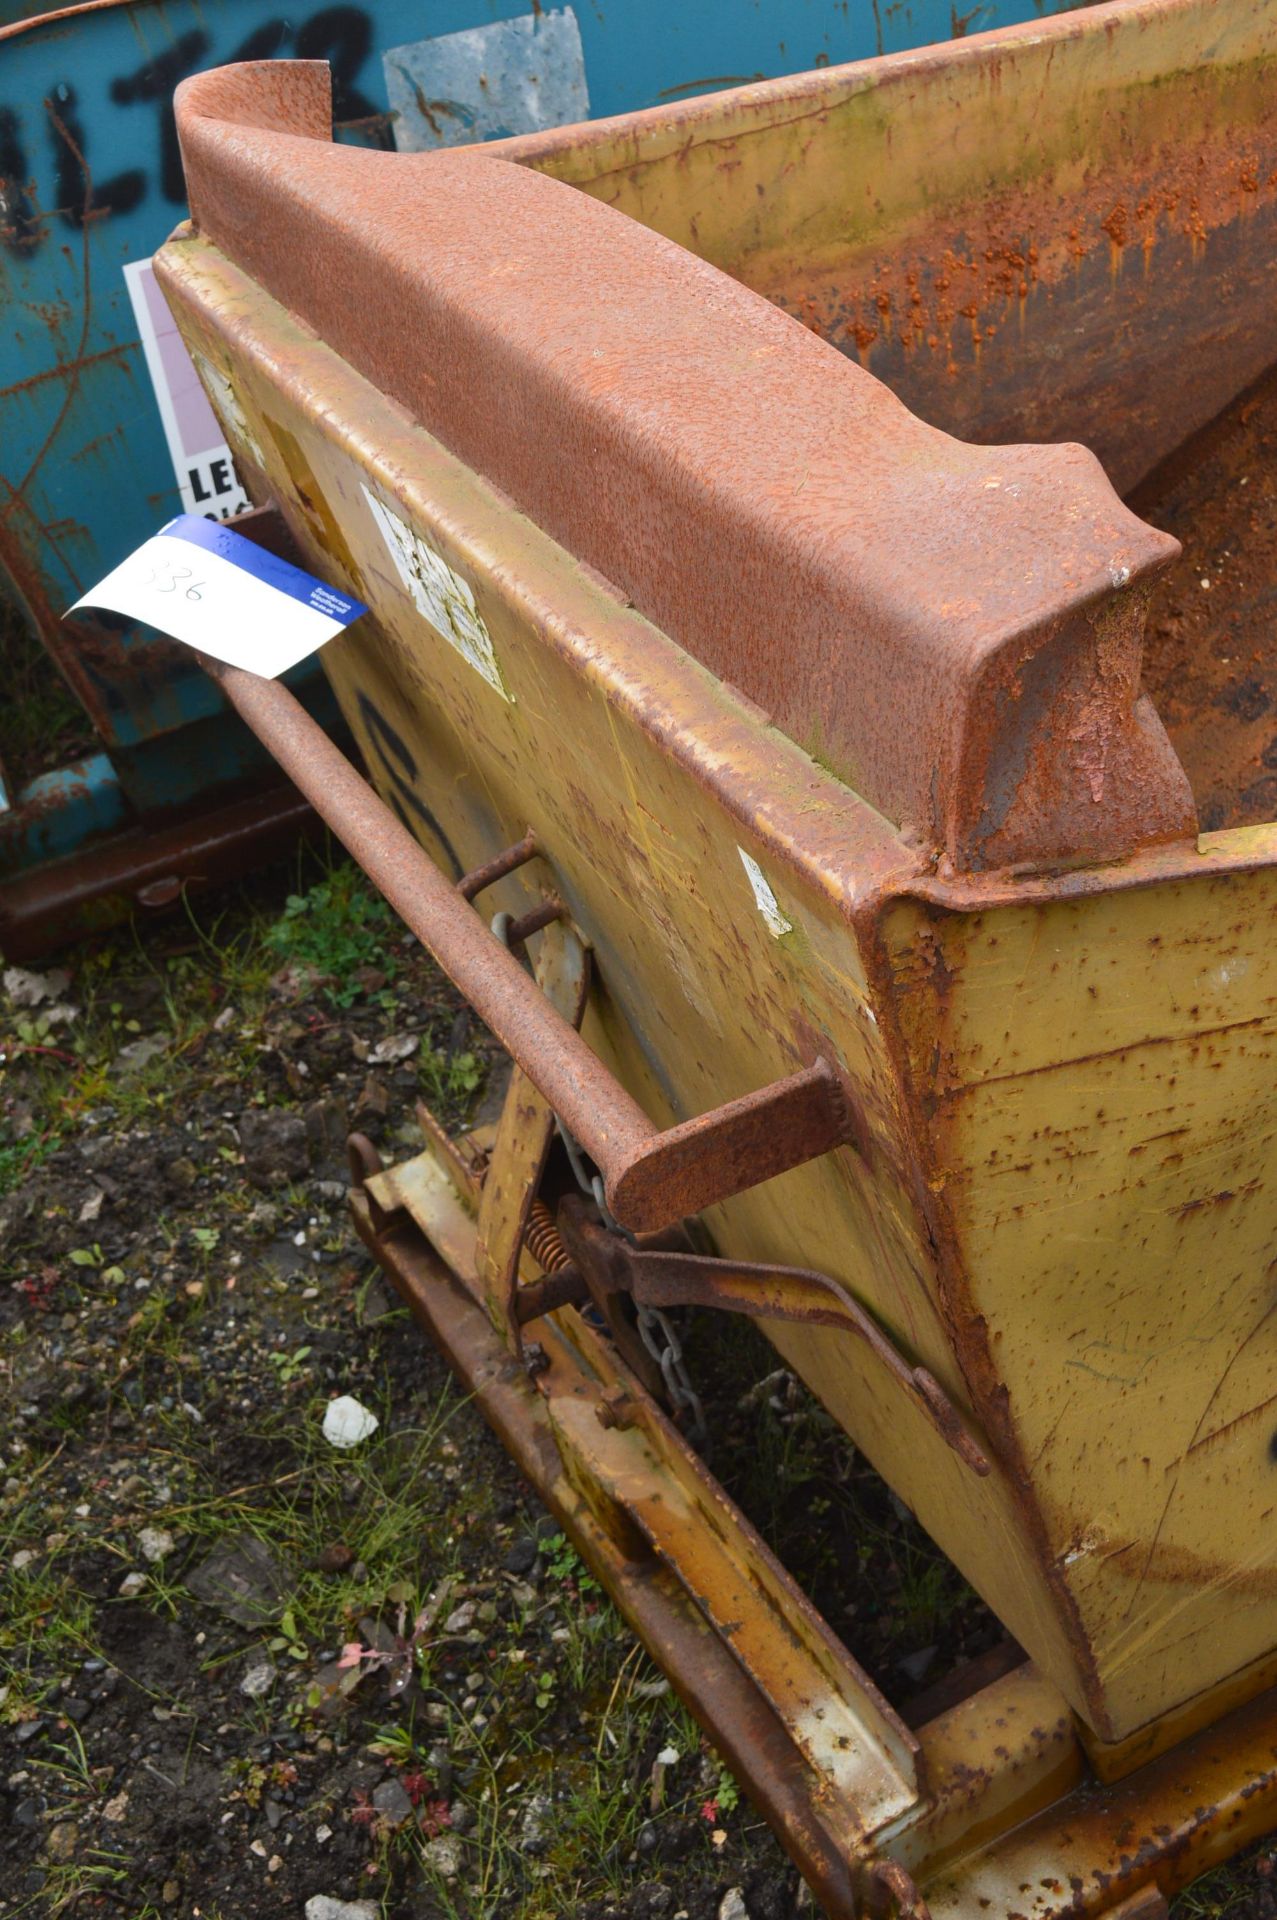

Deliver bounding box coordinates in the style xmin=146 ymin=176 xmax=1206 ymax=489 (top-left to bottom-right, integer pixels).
xmin=882 ymin=865 xmax=1277 ymax=1738
xmin=159 ymin=209 xmax=1277 ymax=1749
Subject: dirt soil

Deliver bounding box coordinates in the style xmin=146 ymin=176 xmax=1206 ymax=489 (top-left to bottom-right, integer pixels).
xmin=1138 ymin=360 xmax=1277 ymax=832
xmin=0 ymin=592 xmax=96 ymax=798
xmin=1 ymin=855 xmax=1274 ymax=1920
xmin=0 ymin=859 xmax=812 ymax=1920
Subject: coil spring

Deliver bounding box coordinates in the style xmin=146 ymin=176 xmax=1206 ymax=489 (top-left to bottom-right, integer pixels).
xmin=524 ymin=1199 xmax=570 ymax=1272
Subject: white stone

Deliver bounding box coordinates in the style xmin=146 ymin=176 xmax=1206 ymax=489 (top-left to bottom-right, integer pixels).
xmin=239 ymin=1660 xmax=275 ymax=1699
xmin=118 ymin=1571 xmax=147 ymax=1598
xmin=718 ymin=1893 xmax=748 ymax=1920
xmin=422 ymin=1833 xmax=464 ymax=1879
xmin=114 ymin=1032 xmax=169 ymax=1074
xmin=304 ymin=1899 xmax=379 ymax=1920
xmin=368 ymin=1032 xmax=419 ymax=1066
xmin=11 ymin=1549 xmax=35 ymax=1571
xmin=4 ymin=966 xmax=71 ymax=1008
xmin=321 ymin=1396 xmax=379 ymax=1449
xmin=138 ymin=1527 xmax=174 ymax=1563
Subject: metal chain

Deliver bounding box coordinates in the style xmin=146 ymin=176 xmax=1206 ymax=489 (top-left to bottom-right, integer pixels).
xmin=554 ymin=1120 xmax=708 ymax=1446
xmin=634 ymin=1299 xmax=708 ymax=1445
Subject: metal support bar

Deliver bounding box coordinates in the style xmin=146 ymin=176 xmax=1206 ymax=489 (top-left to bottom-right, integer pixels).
xmin=457 ymin=830 xmax=538 ymax=902
xmin=201 ymin=660 xmax=854 ymax=1230
xmin=504 ymin=898 xmax=565 ymax=947
xmin=554 ymin=1200 xmax=992 ymax=1476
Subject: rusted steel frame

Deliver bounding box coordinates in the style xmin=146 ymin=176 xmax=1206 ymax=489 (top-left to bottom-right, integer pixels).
xmin=502 ymin=899 xmax=565 ymax=947
xmin=546 ymin=1336 xmax=922 ymax=1832
xmin=202 ymin=658 xmax=853 ymax=1229
xmin=352 ymin=1118 xmax=922 ymax=1820
xmin=457 ymin=831 xmax=538 ymax=902
xmin=364 ymin=1108 xmax=948 ymax=1795
xmin=347 ymin=1192 xmax=863 ymax=1919
xmin=554 ymin=1199 xmax=991 ymax=1474
xmin=0 ymin=0 xmax=133 ymax=43
xmin=0 ymin=780 xmax=317 ymax=962
xmin=923 ymin=1670 xmax=1277 ymax=1919
xmin=353 ymin=1163 xmax=1277 ymax=1920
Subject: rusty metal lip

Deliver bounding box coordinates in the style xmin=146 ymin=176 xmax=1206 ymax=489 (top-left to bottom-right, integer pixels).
xmin=156 ymin=234 xmax=1277 ymax=930
xmin=169 ymin=56 xmax=1196 ymax=875
xmin=902 ymin=821 xmax=1277 ymax=918
xmin=0 ymin=1 xmax=135 ymax=45
xmin=157 ymin=228 xmax=925 ymax=911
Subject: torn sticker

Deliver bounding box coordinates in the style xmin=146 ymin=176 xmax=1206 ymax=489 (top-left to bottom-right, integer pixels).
xmin=362 ymin=484 xmax=510 ymax=700
xmin=190 ymin=349 xmax=266 ymax=473
xmin=385 ymin=7 xmax=589 ymax=152
xmin=738 ymin=848 xmax=793 ymax=938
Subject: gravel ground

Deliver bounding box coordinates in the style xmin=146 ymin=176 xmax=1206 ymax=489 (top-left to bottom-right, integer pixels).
xmin=0 ymin=855 xmax=1273 ymax=1920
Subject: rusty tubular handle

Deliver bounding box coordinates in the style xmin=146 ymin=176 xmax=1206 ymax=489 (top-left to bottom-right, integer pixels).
xmin=203 ymin=662 xmax=851 ymax=1230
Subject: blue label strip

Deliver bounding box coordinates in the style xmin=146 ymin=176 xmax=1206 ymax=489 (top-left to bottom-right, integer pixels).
xmin=163 ymin=515 xmax=368 ymax=624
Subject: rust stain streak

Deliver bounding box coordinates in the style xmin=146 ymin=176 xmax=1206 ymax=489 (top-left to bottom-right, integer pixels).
xmin=1 ymin=98 xmax=95 ymax=528
xmin=2 ymin=340 xmax=135 ymax=401
xmin=1124 ymin=1295 xmax=1277 ymax=1618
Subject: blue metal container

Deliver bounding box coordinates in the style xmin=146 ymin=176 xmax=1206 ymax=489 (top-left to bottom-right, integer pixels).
xmin=0 ymin=0 xmax=1082 ymax=954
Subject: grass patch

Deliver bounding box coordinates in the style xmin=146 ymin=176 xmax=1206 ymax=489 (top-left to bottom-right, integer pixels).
xmin=0 ymin=1129 xmax=61 ymax=1200
xmin=265 ymin=862 xmax=399 ymax=1004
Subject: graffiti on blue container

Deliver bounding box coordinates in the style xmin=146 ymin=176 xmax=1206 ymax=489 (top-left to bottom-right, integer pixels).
xmin=0 ymin=7 xmax=388 ymax=256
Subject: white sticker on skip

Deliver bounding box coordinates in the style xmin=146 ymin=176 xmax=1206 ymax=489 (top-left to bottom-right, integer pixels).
xmin=67 ymin=515 xmax=367 ymax=677
xmin=362 ymin=484 xmax=511 ymax=700
xmin=123 ymin=258 xmax=250 ymax=523
xmin=738 ymin=848 xmax=793 ymax=939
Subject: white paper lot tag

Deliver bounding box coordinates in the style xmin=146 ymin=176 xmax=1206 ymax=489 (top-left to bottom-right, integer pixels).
xmin=68 ymin=515 xmax=367 ymax=678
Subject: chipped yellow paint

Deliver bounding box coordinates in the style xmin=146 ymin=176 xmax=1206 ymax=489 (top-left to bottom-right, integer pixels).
xmin=496 ymin=0 xmax=1275 ymax=313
